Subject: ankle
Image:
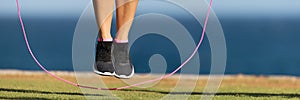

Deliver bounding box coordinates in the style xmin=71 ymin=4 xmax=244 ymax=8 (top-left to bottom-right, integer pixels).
xmin=114 ymin=39 xmax=128 ymax=43
xmin=98 ymin=38 xmax=113 ymax=42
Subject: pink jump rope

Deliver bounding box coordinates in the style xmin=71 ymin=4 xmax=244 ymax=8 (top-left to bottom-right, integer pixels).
xmin=16 ymin=0 xmax=213 ymax=90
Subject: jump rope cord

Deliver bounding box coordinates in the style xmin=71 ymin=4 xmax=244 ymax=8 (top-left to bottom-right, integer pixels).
xmin=16 ymin=0 xmax=213 ymax=90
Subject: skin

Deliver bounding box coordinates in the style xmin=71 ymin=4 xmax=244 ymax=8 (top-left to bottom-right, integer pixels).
xmin=93 ymin=0 xmax=139 ymax=41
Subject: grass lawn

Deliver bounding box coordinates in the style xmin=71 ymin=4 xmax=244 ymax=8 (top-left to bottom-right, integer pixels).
xmin=1 ymin=70 xmax=300 ymax=100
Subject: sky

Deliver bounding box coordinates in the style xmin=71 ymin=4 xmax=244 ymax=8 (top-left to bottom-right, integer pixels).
xmin=1 ymin=0 xmax=300 ymax=18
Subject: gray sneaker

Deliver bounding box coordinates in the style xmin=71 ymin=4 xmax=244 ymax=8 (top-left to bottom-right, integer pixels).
xmin=94 ymin=41 xmax=115 ymax=76
xmin=112 ymin=42 xmax=134 ymax=79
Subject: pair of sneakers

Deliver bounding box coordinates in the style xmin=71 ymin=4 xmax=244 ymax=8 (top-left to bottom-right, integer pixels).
xmin=94 ymin=41 xmax=134 ymax=79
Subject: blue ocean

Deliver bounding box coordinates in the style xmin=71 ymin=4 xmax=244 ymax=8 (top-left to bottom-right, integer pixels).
xmin=1 ymin=0 xmax=300 ymax=76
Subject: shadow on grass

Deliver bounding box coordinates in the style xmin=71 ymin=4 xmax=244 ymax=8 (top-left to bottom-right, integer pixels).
xmin=121 ymin=89 xmax=300 ymax=98
xmin=0 ymin=96 xmax=51 ymax=100
xmin=0 ymin=88 xmax=104 ymax=96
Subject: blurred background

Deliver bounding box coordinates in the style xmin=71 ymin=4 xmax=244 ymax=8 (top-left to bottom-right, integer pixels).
xmin=1 ymin=0 xmax=300 ymax=76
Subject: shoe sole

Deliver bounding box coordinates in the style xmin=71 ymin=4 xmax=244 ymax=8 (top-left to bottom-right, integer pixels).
xmin=94 ymin=70 xmax=115 ymax=76
xmin=93 ymin=64 xmax=115 ymax=76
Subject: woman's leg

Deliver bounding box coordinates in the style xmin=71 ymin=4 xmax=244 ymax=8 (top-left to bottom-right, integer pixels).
xmin=93 ymin=0 xmax=115 ymax=76
xmin=115 ymin=0 xmax=139 ymax=42
xmin=93 ymin=0 xmax=114 ymax=41
xmin=112 ymin=0 xmax=138 ymax=79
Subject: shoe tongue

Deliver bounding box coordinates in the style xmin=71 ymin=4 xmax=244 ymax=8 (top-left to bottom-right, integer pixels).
xmin=101 ymin=42 xmax=113 ymax=49
xmin=114 ymin=42 xmax=128 ymax=49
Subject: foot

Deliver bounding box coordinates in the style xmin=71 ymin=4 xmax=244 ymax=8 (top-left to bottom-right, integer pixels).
xmin=94 ymin=41 xmax=115 ymax=76
xmin=112 ymin=42 xmax=134 ymax=79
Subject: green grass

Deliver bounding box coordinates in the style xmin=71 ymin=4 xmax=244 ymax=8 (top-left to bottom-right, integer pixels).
xmin=1 ymin=73 xmax=300 ymax=100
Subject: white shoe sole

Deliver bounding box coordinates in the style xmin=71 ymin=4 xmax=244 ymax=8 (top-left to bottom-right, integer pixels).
xmin=93 ymin=65 xmax=115 ymax=76
xmin=94 ymin=70 xmax=115 ymax=76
